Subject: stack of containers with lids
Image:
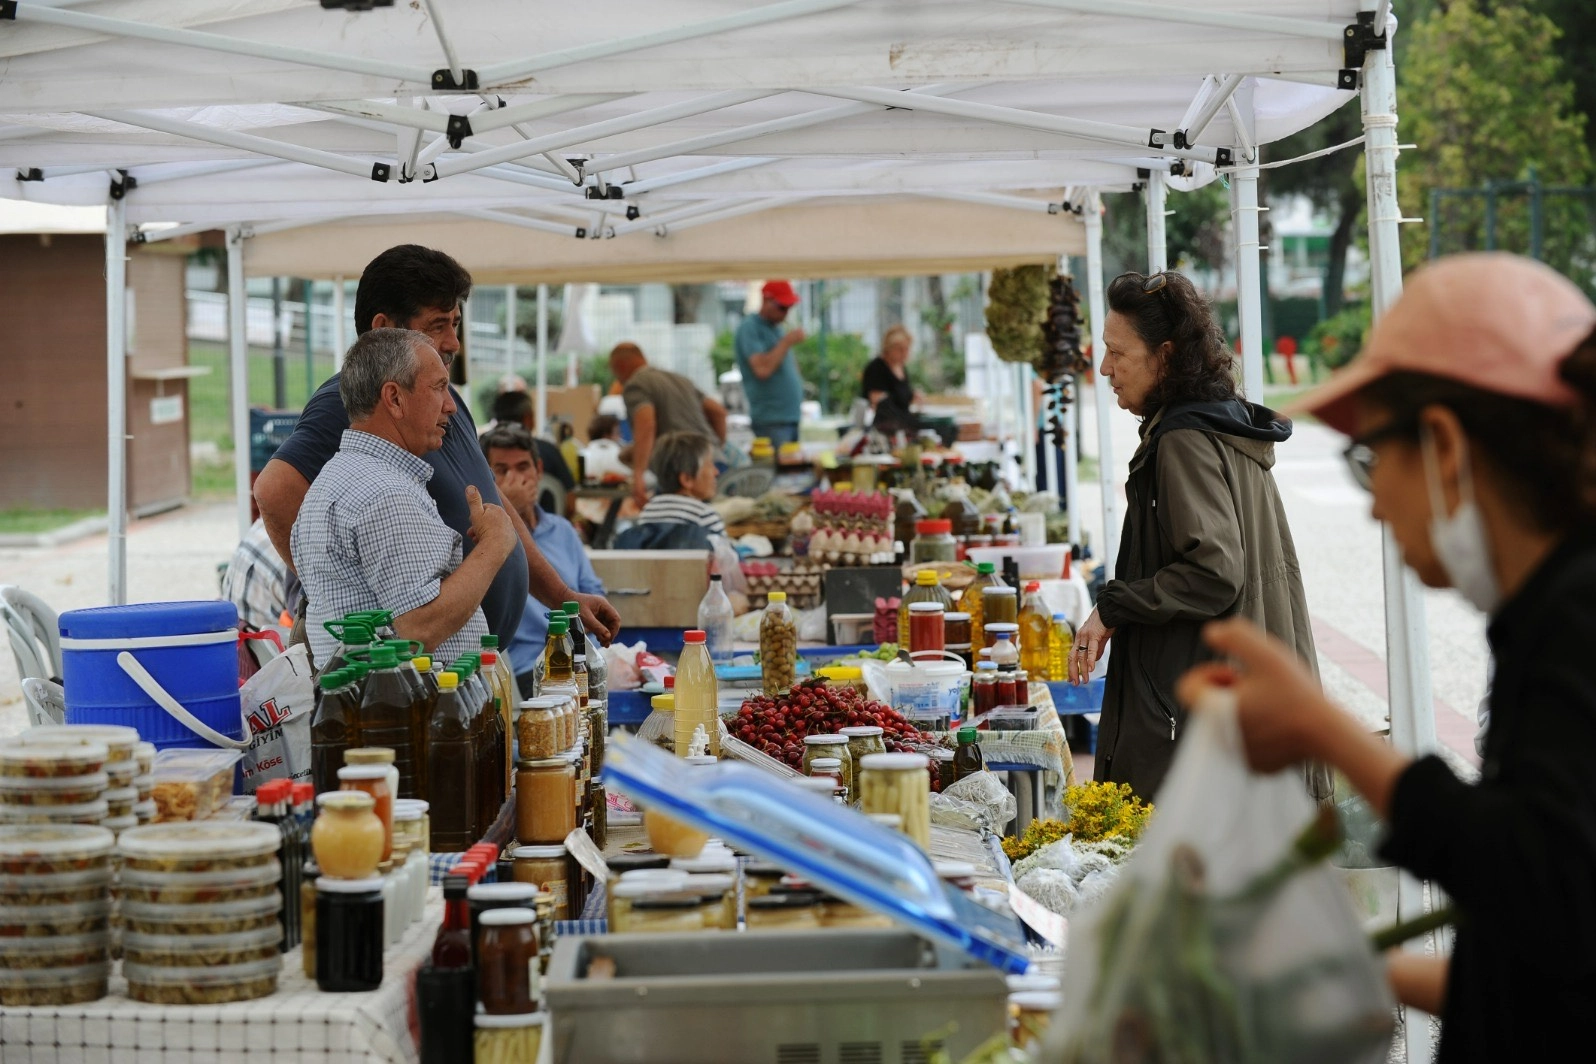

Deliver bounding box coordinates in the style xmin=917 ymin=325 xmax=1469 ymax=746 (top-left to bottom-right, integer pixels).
xmin=0 ymin=824 xmax=116 ymax=1005
xmin=116 ymin=821 xmax=284 ymax=1004
xmin=1 ymin=723 xmax=143 ymax=831
xmin=132 ymin=741 xmax=157 ymax=824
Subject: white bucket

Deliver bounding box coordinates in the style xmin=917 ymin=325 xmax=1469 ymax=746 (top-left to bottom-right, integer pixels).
xmin=881 ymin=658 xmax=966 ymax=717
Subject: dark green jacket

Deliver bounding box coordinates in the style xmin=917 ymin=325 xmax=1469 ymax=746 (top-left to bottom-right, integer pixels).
xmin=1094 ymin=399 xmax=1321 ymax=800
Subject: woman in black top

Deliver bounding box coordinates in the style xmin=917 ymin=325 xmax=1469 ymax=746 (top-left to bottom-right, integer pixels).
xmin=860 ymin=324 xmax=919 ymax=436
xmin=1177 ymin=253 xmax=1596 ymax=1062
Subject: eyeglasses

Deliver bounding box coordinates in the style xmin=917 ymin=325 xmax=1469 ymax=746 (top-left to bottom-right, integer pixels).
xmin=1341 ymin=419 xmax=1414 ymax=490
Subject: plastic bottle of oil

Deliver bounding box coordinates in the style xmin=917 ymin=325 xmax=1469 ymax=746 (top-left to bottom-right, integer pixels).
xmin=959 ymin=562 xmax=1004 ymax=652
xmin=357 ymin=646 xmax=420 ymax=799
xmin=1019 ymin=581 xmax=1053 ymax=679
xmin=542 ymin=618 xmax=574 ymax=686
xmin=310 ymin=668 xmax=360 ymax=794
xmin=427 ymin=672 xmax=476 ymax=852
xmin=1047 ymin=613 xmax=1075 ymax=682
xmin=673 ymin=629 xmax=720 ymax=758
xmin=480 ymin=649 xmax=513 ymax=798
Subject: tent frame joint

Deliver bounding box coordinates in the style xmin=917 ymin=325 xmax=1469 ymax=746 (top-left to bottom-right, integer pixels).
xmin=371 ymin=162 xmax=392 ymax=182
xmin=445 ymin=113 xmax=473 ymax=148
xmin=16 ymin=167 xmax=42 ymax=181
xmin=109 ymin=170 xmax=135 ymax=200
xmin=585 ymin=185 xmax=625 ymax=201
xmin=0 ymin=2 xmax=14 ymax=20
xmin=431 ymin=67 xmax=479 ymax=91
xmin=1343 ymin=10 xmax=1387 ymax=69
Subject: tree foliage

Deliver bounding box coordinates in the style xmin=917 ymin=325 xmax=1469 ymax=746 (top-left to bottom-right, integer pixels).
xmin=1099 ymin=182 xmax=1230 ymax=282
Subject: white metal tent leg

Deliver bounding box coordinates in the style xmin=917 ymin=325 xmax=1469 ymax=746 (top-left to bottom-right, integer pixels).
xmin=1234 ymin=163 xmax=1265 ymax=398
xmin=536 ymin=285 xmax=549 ymax=433
xmin=1364 ymin=34 xmax=1437 ymax=1064
xmin=226 ymin=227 xmax=252 ymax=542
xmin=1144 ymin=170 xmax=1168 ymax=273
xmin=105 ymin=195 xmax=128 ymax=605
xmin=1064 ymin=381 xmax=1080 ymax=545
xmin=1018 ymin=364 xmax=1037 ymax=492
xmin=1084 ymin=194 xmax=1118 ymax=578
xmin=332 ymin=276 xmax=346 ymax=369
xmin=503 ymin=284 xmax=518 ymax=401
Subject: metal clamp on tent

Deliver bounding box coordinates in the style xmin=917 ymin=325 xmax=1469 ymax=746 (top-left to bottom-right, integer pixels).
xmin=1341 ymin=10 xmax=1389 ymax=89
xmin=431 ymin=68 xmax=479 ymax=91
xmin=370 ymin=162 xmax=392 ymax=182
xmin=109 ymin=170 xmax=135 ymax=199
xmin=445 ymin=114 xmax=473 ymax=149
xmin=16 ymin=167 xmax=42 ymax=181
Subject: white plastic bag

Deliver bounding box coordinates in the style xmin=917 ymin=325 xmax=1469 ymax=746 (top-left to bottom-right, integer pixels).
xmin=1050 ymin=689 xmax=1395 ymax=1063
xmin=238 ymin=644 xmax=314 ymax=792
xmin=929 ymin=769 xmax=1017 ymax=834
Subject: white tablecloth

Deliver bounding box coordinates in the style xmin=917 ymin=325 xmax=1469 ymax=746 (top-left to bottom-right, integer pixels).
xmin=1 ymin=895 xmax=439 ymax=1064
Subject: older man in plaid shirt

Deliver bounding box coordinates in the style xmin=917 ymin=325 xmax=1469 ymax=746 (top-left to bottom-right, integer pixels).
xmin=292 ymin=328 xmax=517 ymax=669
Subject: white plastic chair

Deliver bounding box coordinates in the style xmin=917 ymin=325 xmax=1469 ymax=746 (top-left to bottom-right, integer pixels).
xmin=1 ymin=584 xmax=61 ymax=682
xmin=20 ymin=678 xmax=66 ymax=728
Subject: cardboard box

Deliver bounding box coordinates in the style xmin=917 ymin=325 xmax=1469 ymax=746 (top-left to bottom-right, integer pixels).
xmin=588 ymin=549 xmax=710 ymax=628
xmin=544 ymin=384 xmax=603 ymax=442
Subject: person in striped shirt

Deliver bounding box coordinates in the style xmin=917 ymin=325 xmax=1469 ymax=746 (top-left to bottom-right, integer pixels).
xmin=636 ymin=432 xmax=726 ymax=536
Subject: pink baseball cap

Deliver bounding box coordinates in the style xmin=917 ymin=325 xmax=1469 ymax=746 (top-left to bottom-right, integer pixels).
xmin=1286 ymin=253 xmax=1596 ymax=435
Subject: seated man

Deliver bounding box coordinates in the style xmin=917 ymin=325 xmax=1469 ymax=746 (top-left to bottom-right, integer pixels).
xmin=482 ymin=423 xmax=607 ymax=696
xmin=482 ymin=389 xmax=577 ymax=496
xmin=293 ymin=329 xmax=516 ymax=668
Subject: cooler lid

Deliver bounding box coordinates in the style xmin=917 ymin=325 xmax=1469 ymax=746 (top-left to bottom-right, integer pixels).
xmin=59 ymin=601 xmax=238 ymax=640
xmin=603 ymin=734 xmax=1030 ymax=974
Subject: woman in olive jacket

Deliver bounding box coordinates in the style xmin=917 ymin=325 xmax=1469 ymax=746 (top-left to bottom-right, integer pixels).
xmin=1068 ymin=271 xmax=1319 ymax=801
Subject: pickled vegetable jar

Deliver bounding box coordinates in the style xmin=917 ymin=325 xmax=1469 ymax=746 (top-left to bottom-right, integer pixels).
xmin=858 ymin=753 xmax=931 ymax=849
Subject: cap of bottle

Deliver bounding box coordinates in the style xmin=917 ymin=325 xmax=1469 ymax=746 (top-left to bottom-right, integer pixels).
xmin=549 ymin=618 xmax=569 ymax=635
xmin=1053 ymin=613 xmax=1067 ymax=621
xmin=710 ymin=573 xmax=723 ymax=582
xmin=1026 ymin=581 xmax=1041 ymax=592
xmin=291 ymin=782 xmax=315 ymax=806
xmin=369 ymin=646 xmax=398 ymax=667
xmin=438 ymin=671 xmax=459 ymax=689
xmin=563 ymin=600 xmax=581 ymax=615
xmin=317 ymin=669 xmax=346 ymax=690
xmin=683 ymin=629 xmax=706 ymax=644
xmin=768 ymin=591 xmax=787 ymax=604
xmin=976 ymin=561 xmax=996 ymax=574
xmin=412 ymin=655 xmax=432 ymax=672
xmin=915 ymin=570 xmax=940 ymax=586
xmin=957 ymin=726 xmax=979 ymax=743
xmin=664 ymin=675 xmax=676 ymax=690
xmin=480 ymin=635 xmax=499 ymax=649
xmin=481 ymin=651 xmax=498 ymax=666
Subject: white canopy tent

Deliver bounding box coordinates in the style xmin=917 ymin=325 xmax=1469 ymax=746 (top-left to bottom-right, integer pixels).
xmin=2 ymin=10 xmax=1435 ymax=1030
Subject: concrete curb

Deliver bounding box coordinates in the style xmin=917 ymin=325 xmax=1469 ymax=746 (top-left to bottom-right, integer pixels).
xmin=0 ymin=515 xmax=110 ymax=549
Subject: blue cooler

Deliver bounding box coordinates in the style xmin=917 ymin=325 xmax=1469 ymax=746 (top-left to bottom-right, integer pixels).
xmin=59 ymin=601 xmax=245 ymax=751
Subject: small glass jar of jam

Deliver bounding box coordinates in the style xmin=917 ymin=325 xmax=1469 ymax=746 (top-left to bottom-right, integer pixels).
xmin=510 ymin=845 xmax=571 ymax=920
xmin=996 ymin=668 xmax=1019 ymax=707
xmin=972 ymin=664 xmax=1000 ymax=717
xmin=1012 ymin=669 xmax=1030 ymax=706
xmin=476 ymin=907 xmax=539 ymax=1014
xmin=981 ymin=586 xmax=1018 ymax=626
xmin=745 ymin=893 xmax=821 ymax=930
xmin=315 ymin=875 xmax=384 ymax=992
xmin=907 ymin=601 xmax=945 ymax=657
xmin=467 ymin=882 xmax=540 ymax=965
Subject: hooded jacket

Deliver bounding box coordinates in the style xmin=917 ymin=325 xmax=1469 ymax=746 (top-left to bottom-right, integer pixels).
xmin=1093 ymin=398 xmax=1320 ymax=800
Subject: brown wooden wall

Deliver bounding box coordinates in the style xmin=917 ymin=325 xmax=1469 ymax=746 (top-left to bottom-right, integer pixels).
xmin=0 ymin=234 xmax=190 ymax=512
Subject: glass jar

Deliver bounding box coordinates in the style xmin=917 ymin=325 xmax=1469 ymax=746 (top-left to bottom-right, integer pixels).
xmin=516 ymin=699 xmax=562 ymax=760
xmin=745 ymin=893 xmax=821 ymax=930
xmin=467 ymin=882 xmax=540 ymax=965
xmin=972 ymin=663 xmax=1000 ymax=717
xmin=541 ymin=686 xmax=579 ymax=751
xmin=759 ymin=593 xmax=798 ymax=697
xmin=997 ymin=670 xmax=1019 ymax=707
xmin=604 ymin=854 xmax=671 ymax=923
xmin=588 ymin=780 xmax=607 ymax=851
xmin=394 ymin=798 xmax=430 ymax=855
xmin=608 ymin=872 xmax=690 ymax=929
xmin=858 ymin=753 xmax=931 ymax=849
xmin=510 ymin=845 xmax=572 ymax=920
xmin=477 ymin=907 xmax=540 ymax=1014
xmin=806 ymin=757 xmax=845 ymax=803
xmin=839 ymin=726 xmax=887 ymax=787
xmin=907 ymin=602 xmax=946 ymax=658
xmin=930 ymin=748 xmax=957 ymax=792
xmin=474 ymin=1013 xmax=544 ymax=1062
xmin=819 ymin=896 xmax=893 ymax=929
xmin=898 ymin=570 xmax=956 ymax=642
xmin=742 ymin=862 xmax=786 ymax=901
xmin=315 ymin=876 xmax=384 ymax=992
xmin=909 ymin=519 xmax=957 ymax=564
xmin=944 ymin=611 xmax=972 ymax=657
xmin=684 ymin=873 xmax=737 ymax=930
xmin=312 ymin=791 xmax=385 ymax=880
xmin=300 ymin=860 xmax=319 ymax=979
xmin=515 ymin=758 xmax=575 ymax=844
xmin=337 ymin=764 xmax=393 ymax=863
xmin=981 ymin=586 xmax=1018 ymax=626
xmin=800 ymin=736 xmax=852 ymax=799
xmin=587 ymin=701 xmax=608 ymax=778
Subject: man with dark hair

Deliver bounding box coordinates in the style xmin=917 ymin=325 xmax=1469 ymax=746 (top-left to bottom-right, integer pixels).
xmin=254 ymin=244 xmax=620 ymax=649
xmin=481 ymin=423 xmax=606 ymax=695
xmin=486 ymin=389 xmax=576 ymax=495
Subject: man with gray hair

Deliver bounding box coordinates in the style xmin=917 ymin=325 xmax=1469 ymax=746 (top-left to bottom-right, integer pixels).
xmin=292 ymin=328 xmax=516 ymax=667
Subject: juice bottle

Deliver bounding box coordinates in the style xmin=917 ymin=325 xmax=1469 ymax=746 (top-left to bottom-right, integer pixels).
xmin=311 ymin=669 xmax=360 ymax=793
xmin=1020 ymin=582 xmax=1052 ymax=678
xmin=427 ymin=672 xmax=477 ymax=852
xmin=959 ymin=562 xmax=1004 ymax=652
xmin=543 ymin=618 xmax=574 ymax=686
xmin=480 ymin=650 xmax=513 ymax=797
xmin=674 ymin=629 xmax=720 ymax=757
xmin=1047 ymin=613 xmax=1074 ymax=682
xmin=358 ymin=646 xmax=420 ymax=799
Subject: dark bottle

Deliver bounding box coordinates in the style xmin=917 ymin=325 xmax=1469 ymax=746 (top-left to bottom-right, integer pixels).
xmin=253 ymin=779 xmax=299 ymax=951
xmin=359 ymin=646 xmax=420 ymax=800
xmin=543 ymin=618 xmax=573 ymax=685
xmin=427 ymin=672 xmax=477 ymax=853
xmin=311 ymin=669 xmax=360 ymax=794
xmin=430 ymin=874 xmax=473 ymax=968
xmin=320 ymin=621 xmax=374 ymax=678
xmin=416 ymin=964 xmax=475 ymax=1064
xmin=458 ymin=661 xmax=497 ymax=838
xmin=953 ymin=726 xmax=985 ymax=780
xmin=384 ymin=640 xmax=433 ymax=801
xmin=316 ymin=876 xmax=385 ymax=992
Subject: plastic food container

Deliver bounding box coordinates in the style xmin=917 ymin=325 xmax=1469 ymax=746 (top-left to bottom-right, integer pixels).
xmin=103 ymin=814 xmax=138 ymax=835
xmin=0 ymin=798 xmax=110 ymax=825
xmin=0 ymin=824 xmax=115 ymax=876
xmin=134 ymin=742 xmax=156 ymax=776
xmin=120 ymin=893 xmax=283 ymax=936
xmin=0 ymin=930 xmax=110 ymax=969
xmin=133 ymin=799 xmax=157 ymax=824
xmin=0 ymin=961 xmax=110 ymax=1005
xmin=124 ymin=956 xmax=282 ymax=1004
xmin=117 ymin=821 xmax=279 ymax=873
xmin=122 ymin=925 xmax=281 ymax=967
xmin=986 ymin=706 xmax=1039 ymax=731
xmin=149 ymin=749 xmax=243 ymax=822
xmin=0 ymin=865 xmax=113 ymax=906
xmin=103 ymin=786 xmax=138 ymax=819
xmin=0 ymin=743 xmax=109 ymax=780
xmin=0 ymin=771 xmax=108 ymax=807
xmin=21 ymin=724 xmax=141 ymax=760
xmin=964 ymin=545 xmax=1070 ymax=581
xmin=0 ymin=898 xmax=112 ymax=938
xmin=104 ymin=760 xmax=139 ymax=787
xmin=119 ymin=858 xmax=282 ymax=905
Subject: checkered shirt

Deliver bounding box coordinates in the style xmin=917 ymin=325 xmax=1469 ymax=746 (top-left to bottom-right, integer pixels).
xmin=293 ymin=429 xmax=488 ymax=668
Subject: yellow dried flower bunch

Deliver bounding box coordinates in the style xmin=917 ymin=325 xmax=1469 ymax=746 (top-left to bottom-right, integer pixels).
xmin=1001 ymin=781 xmax=1153 ymax=861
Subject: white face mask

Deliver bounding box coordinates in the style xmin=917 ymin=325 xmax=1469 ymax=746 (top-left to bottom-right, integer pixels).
xmin=1421 ymin=427 xmax=1501 ymax=614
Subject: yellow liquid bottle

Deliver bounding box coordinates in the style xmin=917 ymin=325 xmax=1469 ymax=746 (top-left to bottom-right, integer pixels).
xmin=1047 ymin=614 xmax=1074 ymax=681
xmin=673 ymin=629 xmax=721 ymax=757
xmin=959 ymin=562 xmax=1003 ymax=651
xmin=1019 ymin=582 xmax=1052 ymax=678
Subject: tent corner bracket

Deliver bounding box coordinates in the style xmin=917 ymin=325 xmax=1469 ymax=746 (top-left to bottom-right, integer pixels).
xmin=109 ymin=171 xmax=136 ymax=200
xmin=1337 ymin=69 xmax=1360 ymax=90
xmin=0 ymin=2 xmax=14 ymax=20
xmin=446 ymin=114 xmax=473 ymax=148
xmin=1147 ymin=128 xmax=1168 ymax=149
xmin=371 ymin=162 xmax=392 ymax=182
xmin=16 ymin=167 xmax=42 ymax=181
xmin=432 ymin=67 xmax=480 ymax=91
xmin=1343 ymin=10 xmax=1387 ymax=69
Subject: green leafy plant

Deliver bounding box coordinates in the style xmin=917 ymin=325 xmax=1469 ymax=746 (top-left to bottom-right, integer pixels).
xmin=985 ymin=265 xmax=1052 ymax=366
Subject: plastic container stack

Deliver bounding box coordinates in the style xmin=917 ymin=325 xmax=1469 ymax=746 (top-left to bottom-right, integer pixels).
xmin=0 ymin=824 xmax=117 ymax=1006
xmin=0 ymin=724 xmax=142 ymax=833
xmin=116 ymin=822 xmax=285 ymax=1004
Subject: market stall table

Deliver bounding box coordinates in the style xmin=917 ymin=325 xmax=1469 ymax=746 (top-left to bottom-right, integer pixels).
xmin=1 ymin=895 xmax=442 ymax=1064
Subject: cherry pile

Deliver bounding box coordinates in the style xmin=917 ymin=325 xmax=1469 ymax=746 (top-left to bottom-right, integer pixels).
xmin=730 ymin=679 xmax=939 ymax=771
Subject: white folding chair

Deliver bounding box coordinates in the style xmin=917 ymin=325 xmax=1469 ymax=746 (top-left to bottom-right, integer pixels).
xmin=1 ymin=584 xmax=61 ymax=683
xmin=21 ymin=677 xmax=66 ymax=728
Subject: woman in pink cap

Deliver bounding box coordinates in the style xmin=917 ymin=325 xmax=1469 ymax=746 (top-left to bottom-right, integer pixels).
xmin=1178 ymin=252 xmax=1596 ymax=1061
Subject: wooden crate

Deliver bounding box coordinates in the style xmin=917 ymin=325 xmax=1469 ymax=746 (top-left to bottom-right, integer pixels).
xmin=588 ymin=549 xmax=711 ymax=628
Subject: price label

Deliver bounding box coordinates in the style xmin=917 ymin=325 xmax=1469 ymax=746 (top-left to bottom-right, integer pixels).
xmin=1008 ymin=882 xmax=1068 ymax=948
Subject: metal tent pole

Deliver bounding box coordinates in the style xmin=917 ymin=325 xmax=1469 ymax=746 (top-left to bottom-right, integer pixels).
xmin=1064 ymin=379 xmax=1080 ymax=543
xmin=536 ymin=284 xmax=549 ymax=433
xmin=1234 ymin=163 xmax=1266 ymax=398
xmin=227 ymin=227 xmax=253 ymax=541
xmin=1144 ymin=170 xmax=1168 ymax=273
xmin=504 ymin=284 xmax=518 ymax=393
xmin=332 ymin=276 xmax=347 ymax=369
xmin=105 ymin=194 xmax=129 ymax=605
xmin=1019 ymin=364 xmax=1037 ymax=492
xmin=1084 ymin=193 xmax=1118 ymax=577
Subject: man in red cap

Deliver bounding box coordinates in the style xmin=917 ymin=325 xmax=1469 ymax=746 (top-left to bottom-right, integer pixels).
xmin=734 ymin=279 xmax=807 ymax=446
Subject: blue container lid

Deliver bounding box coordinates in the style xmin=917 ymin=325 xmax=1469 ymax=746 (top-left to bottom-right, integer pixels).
xmin=60 ymin=601 xmax=238 ymax=641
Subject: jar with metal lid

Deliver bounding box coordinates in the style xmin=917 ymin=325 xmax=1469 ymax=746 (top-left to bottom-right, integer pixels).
xmin=944 ymin=612 xmax=972 ymax=666
xmin=839 ymin=726 xmax=887 ymax=780
xmin=474 ymin=1012 xmax=543 ymax=1063
xmin=393 ymin=798 xmax=430 ymax=854
xmin=907 ymin=601 xmax=946 ymax=657
xmin=972 ymin=663 xmax=1000 ymax=717
xmin=614 ymin=891 xmax=705 ymax=934
xmin=608 ymin=871 xmax=690 ymax=929
xmin=467 ymin=882 xmax=540 ymax=964
xmin=909 ymin=519 xmax=957 ymax=564
xmin=684 ymin=872 xmax=736 ymax=930
xmin=806 ymin=758 xmax=846 ymax=803
xmin=745 ymin=893 xmax=821 ymax=930
xmin=510 ymin=845 xmax=574 ymax=921
xmin=587 ymin=701 xmax=608 ymax=777
xmin=541 ymin=684 xmax=578 ymax=750
xmin=588 ymin=780 xmax=607 ymax=850
xmin=514 ymin=758 xmax=575 ymax=844
xmin=858 ymin=753 xmax=931 ymax=849
xmin=929 ymin=747 xmax=957 ymax=792
xmin=981 ymin=586 xmax=1018 ymax=626
xmin=337 ymin=765 xmax=393 ymax=863
xmin=799 ymin=735 xmax=852 ymax=799
xmin=477 ymin=907 xmax=540 ymax=1014
xmin=515 ymin=699 xmax=562 ymax=760
xmin=741 ymin=861 xmax=786 ymax=901
xmin=819 ymin=895 xmax=893 ymax=929
xmin=315 ymin=876 xmax=384 ymax=992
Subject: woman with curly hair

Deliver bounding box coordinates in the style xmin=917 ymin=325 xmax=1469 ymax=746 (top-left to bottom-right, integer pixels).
xmin=1067 ymin=270 xmax=1318 ymax=800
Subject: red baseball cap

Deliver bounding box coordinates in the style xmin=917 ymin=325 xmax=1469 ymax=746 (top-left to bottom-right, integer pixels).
xmin=761 ymin=280 xmax=800 ymax=308
xmin=1287 ymin=253 xmax=1596 ymax=435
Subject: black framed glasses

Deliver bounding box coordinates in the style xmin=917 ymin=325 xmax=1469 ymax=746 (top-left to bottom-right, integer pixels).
xmin=1341 ymin=419 xmax=1415 ymax=490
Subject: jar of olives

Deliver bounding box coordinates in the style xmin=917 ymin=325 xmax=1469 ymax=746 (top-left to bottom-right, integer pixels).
xmin=759 ymin=593 xmax=798 ymax=696
xmin=799 ymin=736 xmax=852 ymax=800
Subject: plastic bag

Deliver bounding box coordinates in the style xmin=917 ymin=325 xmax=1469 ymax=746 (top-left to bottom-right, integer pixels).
xmin=238 ymin=644 xmax=314 ymax=792
xmin=1050 ymin=689 xmax=1395 ymax=1063
xmin=929 ymin=770 xmax=1017 ymax=835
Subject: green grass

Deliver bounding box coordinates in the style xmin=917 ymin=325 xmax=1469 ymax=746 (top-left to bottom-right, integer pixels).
xmin=0 ymin=508 xmax=103 ymax=535
xmin=1077 ymin=454 xmax=1100 ymax=482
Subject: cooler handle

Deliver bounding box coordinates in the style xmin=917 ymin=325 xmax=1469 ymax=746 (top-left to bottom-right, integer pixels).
xmin=116 ymin=650 xmax=250 ymax=750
